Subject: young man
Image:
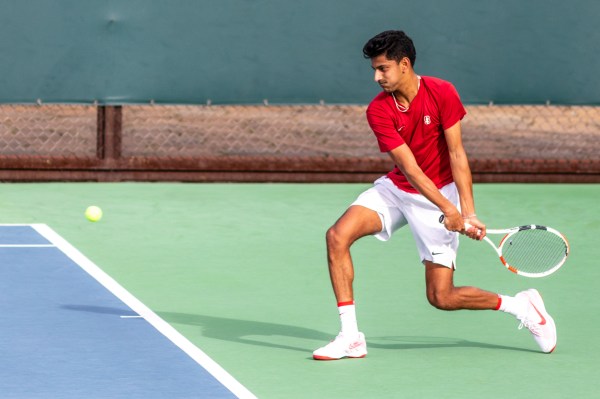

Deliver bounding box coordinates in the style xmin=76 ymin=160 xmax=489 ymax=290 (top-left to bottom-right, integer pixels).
xmin=313 ymin=30 xmax=557 ymax=360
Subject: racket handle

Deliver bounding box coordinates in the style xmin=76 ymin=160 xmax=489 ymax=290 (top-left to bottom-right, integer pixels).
xmin=464 ymin=222 xmax=483 ymax=236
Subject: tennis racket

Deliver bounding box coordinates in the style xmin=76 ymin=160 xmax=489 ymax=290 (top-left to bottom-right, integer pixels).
xmin=466 ymin=223 xmax=570 ymax=278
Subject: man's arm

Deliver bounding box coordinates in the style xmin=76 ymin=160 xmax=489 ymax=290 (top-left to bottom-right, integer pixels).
xmin=444 ymin=120 xmax=486 ymax=239
xmin=387 ymin=144 xmax=464 ymax=232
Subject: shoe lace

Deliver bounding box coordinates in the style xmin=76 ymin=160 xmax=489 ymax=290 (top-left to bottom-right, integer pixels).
xmin=325 ymin=333 xmax=361 ymax=349
xmin=323 ymin=334 xmax=344 ymax=348
xmin=518 ymin=317 xmax=541 ymax=336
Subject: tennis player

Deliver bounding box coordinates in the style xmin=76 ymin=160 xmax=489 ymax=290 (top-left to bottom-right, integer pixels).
xmin=313 ymin=30 xmax=557 ymax=360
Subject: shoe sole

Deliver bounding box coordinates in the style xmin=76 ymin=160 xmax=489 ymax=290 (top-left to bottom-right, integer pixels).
xmin=313 ymin=354 xmax=367 ymax=361
xmin=525 ymin=289 xmax=557 ymax=353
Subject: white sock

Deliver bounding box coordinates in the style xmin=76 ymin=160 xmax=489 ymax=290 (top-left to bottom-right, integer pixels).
xmin=498 ymin=295 xmax=528 ymax=319
xmin=338 ymin=301 xmax=359 ymax=337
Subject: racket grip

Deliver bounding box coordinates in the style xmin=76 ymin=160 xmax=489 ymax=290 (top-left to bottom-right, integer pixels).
xmin=464 ymin=222 xmax=483 ymax=236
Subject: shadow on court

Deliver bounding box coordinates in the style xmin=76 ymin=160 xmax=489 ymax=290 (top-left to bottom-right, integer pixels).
xmin=61 ymin=304 xmax=139 ymax=316
xmin=156 ymin=310 xmax=537 ymax=354
xmin=61 ymin=305 xmax=536 ymax=354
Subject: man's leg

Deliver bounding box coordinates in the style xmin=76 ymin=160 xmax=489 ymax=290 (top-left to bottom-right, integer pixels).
xmin=424 ymin=261 xmax=498 ymax=310
xmin=326 ymin=205 xmax=383 ymax=303
xmin=424 ymin=261 xmax=557 ymax=353
xmin=313 ymin=205 xmax=382 ymax=360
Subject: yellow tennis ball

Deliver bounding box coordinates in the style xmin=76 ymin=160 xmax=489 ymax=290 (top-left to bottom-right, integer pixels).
xmin=85 ymin=206 xmax=103 ymax=222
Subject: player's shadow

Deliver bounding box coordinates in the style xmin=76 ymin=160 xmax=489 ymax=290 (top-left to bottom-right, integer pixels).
xmin=61 ymin=305 xmax=536 ymax=354
xmin=61 ymin=304 xmax=139 ymax=316
xmin=155 ymin=311 xmax=538 ymax=354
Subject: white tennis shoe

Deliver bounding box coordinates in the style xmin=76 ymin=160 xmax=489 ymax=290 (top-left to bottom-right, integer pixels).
xmin=313 ymin=332 xmax=367 ymax=360
xmin=515 ymin=289 xmax=557 ymax=353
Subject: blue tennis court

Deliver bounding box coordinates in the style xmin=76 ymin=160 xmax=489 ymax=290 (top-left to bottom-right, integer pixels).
xmin=0 ymin=224 xmax=256 ymax=399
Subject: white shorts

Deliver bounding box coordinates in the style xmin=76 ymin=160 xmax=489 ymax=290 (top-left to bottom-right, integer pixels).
xmin=351 ymin=177 xmax=460 ymax=269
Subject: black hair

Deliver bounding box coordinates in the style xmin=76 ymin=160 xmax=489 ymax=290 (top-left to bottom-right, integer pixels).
xmin=362 ymin=30 xmax=416 ymax=67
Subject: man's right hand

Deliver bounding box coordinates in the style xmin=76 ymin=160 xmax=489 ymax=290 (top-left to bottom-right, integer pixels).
xmin=463 ymin=216 xmax=486 ymax=241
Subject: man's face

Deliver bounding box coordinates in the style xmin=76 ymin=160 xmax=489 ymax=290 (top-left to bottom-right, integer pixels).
xmin=370 ymin=54 xmax=407 ymax=93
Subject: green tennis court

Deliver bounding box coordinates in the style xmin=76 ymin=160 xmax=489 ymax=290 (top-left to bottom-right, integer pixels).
xmin=1 ymin=182 xmax=598 ymax=398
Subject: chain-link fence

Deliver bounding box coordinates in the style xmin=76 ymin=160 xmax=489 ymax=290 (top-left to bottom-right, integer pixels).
xmin=0 ymin=105 xmax=97 ymax=157
xmin=1 ymin=103 xmax=598 ymax=182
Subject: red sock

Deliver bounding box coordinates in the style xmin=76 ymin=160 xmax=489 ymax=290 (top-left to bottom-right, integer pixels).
xmin=494 ymin=296 xmax=502 ymax=311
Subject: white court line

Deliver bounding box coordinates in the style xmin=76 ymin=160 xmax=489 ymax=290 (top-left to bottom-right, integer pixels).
xmin=31 ymin=223 xmax=257 ymax=399
xmin=0 ymin=223 xmax=40 ymax=226
xmin=0 ymin=244 xmax=55 ymax=247
xmin=0 ymin=224 xmax=54 ymax=247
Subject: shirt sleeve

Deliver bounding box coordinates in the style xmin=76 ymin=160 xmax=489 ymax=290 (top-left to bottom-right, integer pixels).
xmin=366 ymin=102 xmax=405 ymax=152
xmin=440 ymin=83 xmax=467 ymax=130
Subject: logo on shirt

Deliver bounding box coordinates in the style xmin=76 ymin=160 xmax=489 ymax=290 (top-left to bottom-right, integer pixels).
xmin=397 ymin=125 xmax=405 ymax=132
xmin=424 ymin=115 xmax=431 ymax=125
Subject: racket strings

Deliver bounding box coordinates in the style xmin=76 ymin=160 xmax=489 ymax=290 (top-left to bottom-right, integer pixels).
xmin=500 ymin=229 xmax=568 ymax=274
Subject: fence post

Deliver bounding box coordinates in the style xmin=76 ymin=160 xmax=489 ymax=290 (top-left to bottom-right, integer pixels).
xmin=97 ymin=105 xmax=122 ymax=161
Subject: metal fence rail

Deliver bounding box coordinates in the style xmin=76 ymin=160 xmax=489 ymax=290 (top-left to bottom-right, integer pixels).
xmin=1 ymin=104 xmax=598 ymax=182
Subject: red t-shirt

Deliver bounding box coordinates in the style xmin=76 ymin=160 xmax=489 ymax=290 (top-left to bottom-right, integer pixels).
xmin=366 ymin=76 xmax=466 ymax=193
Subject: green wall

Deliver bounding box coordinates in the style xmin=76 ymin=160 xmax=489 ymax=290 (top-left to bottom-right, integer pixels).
xmin=0 ymin=0 xmax=598 ymax=104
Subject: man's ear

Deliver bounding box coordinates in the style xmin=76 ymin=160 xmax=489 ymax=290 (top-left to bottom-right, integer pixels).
xmin=400 ymin=56 xmax=411 ymax=71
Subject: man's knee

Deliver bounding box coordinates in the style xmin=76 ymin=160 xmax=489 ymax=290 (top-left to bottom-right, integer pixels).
xmin=425 ymin=261 xmax=457 ymax=310
xmin=426 ymin=288 xmax=456 ymax=311
xmin=326 ymin=224 xmax=350 ymax=252
xmin=326 ymin=206 xmax=381 ymax=253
